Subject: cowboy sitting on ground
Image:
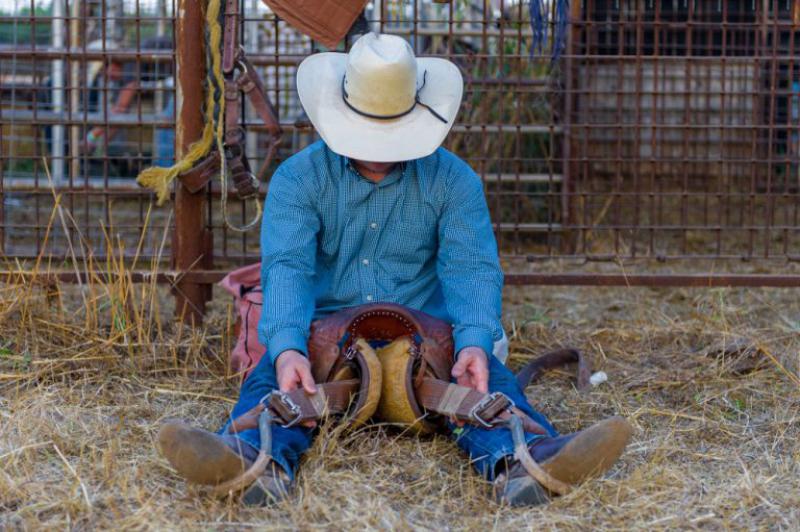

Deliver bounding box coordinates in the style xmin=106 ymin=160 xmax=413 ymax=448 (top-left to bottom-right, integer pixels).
xmin=158 ymin=33 xmax=632 ymax=506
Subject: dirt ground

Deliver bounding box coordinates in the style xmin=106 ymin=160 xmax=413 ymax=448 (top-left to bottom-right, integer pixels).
xmin=1 ymin=278 xmax=799 ymax=530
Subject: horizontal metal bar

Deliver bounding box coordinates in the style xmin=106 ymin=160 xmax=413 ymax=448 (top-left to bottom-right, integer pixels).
xmin=0 ymin=116 xmax=556 ymax=132
xmin=504 ymin=274 xmax=800 ymax=287
xmin=0 ymin=270 xmax=221 ymax=285
xmin=528 ymin=225 xmax=800 ymax=231
xmin=0 ymin=121 xmax=558 ymax=133
xmin=493 ymin=223 xmax=563 ymax=232
xmin=0 ymin=180 xmax=266 ymax=196
xmin=0 ymin=109 xmax=173 ymax=126
xmin=484 ymin=174 xmax=563 ymax=184
xmin=571 ymin=20 xmax=799 ymax=29
xmin=1 ymin=177 xmax=149 ymax=191
xmin=451 ymin=125 xmax=562 ymax=134
xmin=4 ymin=16 xmax=797 ymax=30
xmin=5 ymin=270 xmax=800 ymax=288
xmin=0 ymin=47 xmax=174 ymax=61
xmin=2 ymin=46 xmax=797 ymax=65
xmin=569 ymin=123 xmax=800 ymax=131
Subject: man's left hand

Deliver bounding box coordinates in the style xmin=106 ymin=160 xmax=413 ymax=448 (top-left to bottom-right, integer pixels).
xmin=451 ymin=347 xmax=489 ymax=393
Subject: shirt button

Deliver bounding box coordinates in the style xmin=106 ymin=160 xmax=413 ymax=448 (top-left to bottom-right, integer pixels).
xmin=366 ymin=295 xmax=373 ymax=301
xmin=362 ymin=259 xmax=370 ymax=266
xmin=370 ymin=222 xmax=378 ymax=229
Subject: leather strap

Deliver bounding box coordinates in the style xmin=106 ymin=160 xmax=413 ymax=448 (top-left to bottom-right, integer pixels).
xmin=234 ymin=53 xmax=283 ymax=182
xmin=219 ymin=53 xmax=283 ymax=198
xmin=235 ymin=54 xmax=281 ymax=137
xmin=224 ymin=78 xmax=241 ymax=131
xmin=174 ymin=0 xmax=284 ymax=200
xmin=222 ymin=0 xmax=239 ymax=74
xmin=515 ymin=348 xmax=592 ymax=392
xmin=205 ymin=1 xmax=283 ymax=200
xmin=224 ymin=128 xmax=259 ymax=199
xmin=416 ymin=378 xmax=512 ymax=427
xmin=221 ymin=68 xmax=259 ymax=199
xmin=178 ymin=151 xmax=220 ymax=193
xmin=228 ymin=379 xmax=359 ymax=433
xmin=267 ymin=379 xmax=359 ymax=427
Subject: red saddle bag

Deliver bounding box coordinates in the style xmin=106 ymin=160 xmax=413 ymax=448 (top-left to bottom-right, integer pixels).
xmin=219 ymin=263 xmax=264 ymax=378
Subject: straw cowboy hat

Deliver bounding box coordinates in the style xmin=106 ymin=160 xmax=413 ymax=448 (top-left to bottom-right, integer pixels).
xmin=296 ymin=32 xmax=464 ymax=162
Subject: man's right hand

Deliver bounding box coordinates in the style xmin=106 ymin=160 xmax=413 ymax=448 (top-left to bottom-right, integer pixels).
xmin=275 ymin=349 xmax=317 ymax=395
xmin=274 ymin=350 xmax=318 ymax=428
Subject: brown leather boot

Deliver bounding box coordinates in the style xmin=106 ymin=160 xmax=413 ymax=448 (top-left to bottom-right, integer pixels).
xmin=157 ymin=420 xmax=292 ymax=506
xmin=494 ymin=416 xmax=633 ymax=506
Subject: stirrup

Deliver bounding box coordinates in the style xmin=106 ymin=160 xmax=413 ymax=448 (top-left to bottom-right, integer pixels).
xmin=507 ymin=414 xmax=572 ymax=496
xmin=211 ymin=409 xmax=274 ymax=497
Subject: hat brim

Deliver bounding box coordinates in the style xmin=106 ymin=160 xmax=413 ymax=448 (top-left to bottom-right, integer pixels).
xmin=296 ymin=52 xmax=463 ymax=162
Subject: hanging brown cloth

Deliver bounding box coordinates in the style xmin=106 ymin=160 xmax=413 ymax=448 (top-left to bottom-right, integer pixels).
xmin=262 ymin=0 xmax=370 ymax=50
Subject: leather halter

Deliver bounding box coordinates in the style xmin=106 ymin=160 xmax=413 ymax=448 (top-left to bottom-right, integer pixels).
xmin=179 ymin=0 xmax=283 ymax=197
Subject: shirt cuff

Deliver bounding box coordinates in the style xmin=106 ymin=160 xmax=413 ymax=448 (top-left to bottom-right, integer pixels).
xmin=268 ymin=327 xmax=309 ymax=364
xmin=453 ymin=327 xmax=495 ymax=359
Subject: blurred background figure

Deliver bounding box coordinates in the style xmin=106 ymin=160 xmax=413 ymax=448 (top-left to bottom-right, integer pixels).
xmin=81 ymin=36 xmax=175 ymax=177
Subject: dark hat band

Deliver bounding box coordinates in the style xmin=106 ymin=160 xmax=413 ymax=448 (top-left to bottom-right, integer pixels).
xmin=341 ymin=70 xmax=448 ymax=124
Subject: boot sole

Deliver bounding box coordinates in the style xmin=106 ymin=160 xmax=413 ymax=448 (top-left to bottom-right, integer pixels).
xmin=496 ymin=474 xmax=551 ymax=507
xmin=241 ymin=469 xmax=292 ymax=507
xmin=541 ymin=416 xmax=633 ymax=485
xmin=157 ymin=421 xmax=250 ymax=485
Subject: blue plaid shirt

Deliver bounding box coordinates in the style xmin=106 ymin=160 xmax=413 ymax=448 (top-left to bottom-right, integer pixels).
xmin=259 ymin=141 xmax=504 ymax=363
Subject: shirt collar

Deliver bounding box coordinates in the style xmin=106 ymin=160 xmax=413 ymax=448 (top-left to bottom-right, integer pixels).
xmin=342 ymin=155 xmax=407 ymax=187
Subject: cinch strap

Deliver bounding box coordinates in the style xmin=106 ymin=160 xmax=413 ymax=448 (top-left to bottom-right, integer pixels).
xmin=341 ymin=70 xmax=448 ymax=124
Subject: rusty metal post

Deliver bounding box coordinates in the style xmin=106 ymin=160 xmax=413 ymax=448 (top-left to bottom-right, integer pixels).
xmin=561 ymin=0 xmax=584 ymax=254
xmin=174 ymin=0 xmax=211 ymax=324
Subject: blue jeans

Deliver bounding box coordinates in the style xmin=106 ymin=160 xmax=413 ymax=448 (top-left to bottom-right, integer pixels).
xmin=219 ymin=353 xmax=558 ymax=481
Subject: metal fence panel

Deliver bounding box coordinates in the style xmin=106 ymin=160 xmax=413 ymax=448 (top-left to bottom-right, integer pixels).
xmin=563 ymin=0 xmax=800 ymax=268
xmin=1 ymin=1 xmax=799 ymax=299
xmin=1 ymin=0 xmax=176 ymax=264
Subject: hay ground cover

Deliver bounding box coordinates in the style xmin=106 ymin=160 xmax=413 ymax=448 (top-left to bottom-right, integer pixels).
xmin=1 ymin=277 xmax=799 ymax=530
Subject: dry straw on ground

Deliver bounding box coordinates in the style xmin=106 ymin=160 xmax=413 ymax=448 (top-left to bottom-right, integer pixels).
xmin=2 ymin=263 xmax=799 ymax=530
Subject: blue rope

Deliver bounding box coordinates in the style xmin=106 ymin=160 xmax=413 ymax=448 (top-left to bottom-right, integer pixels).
xmin=552 ymin=0 xmax=570 ymax=63
xmin=529 ymin=0 xmax=571 ymax=63
xmin=528 ymin=0 xmax=548 ymax=57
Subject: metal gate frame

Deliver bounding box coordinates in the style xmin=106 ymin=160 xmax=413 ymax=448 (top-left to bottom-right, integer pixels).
xmin=169 ymin=0 xmax=800 ymax=325
xmin=1 ymin=1 xmax=799 ymax=326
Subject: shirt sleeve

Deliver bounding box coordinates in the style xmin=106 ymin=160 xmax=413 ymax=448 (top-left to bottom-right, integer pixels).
xmin=436 ymin=162 xmax=504 ymax=357
xmin=257 ymin=166 xmax=320 ymax=364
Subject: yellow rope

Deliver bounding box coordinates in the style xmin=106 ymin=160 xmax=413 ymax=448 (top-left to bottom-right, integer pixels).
xmin=135 ymin=0 xmax=220 ymax=205
xmin=207 ymin=0 xmax=225 ymax=164
xmin=135 ymin=118 xmax=214 ymax=206
xmin=136 ymin=0 xmax=262 ymax=234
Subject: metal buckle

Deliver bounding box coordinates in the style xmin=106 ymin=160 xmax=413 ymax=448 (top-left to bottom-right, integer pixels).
xmin=344 ymin=344 xmax=358 ymax=361
xmin=223 ymin=130 xmax=246 ymax=156
xmin=234 ymin=172 xmax=259 ymax=199
xmin=235 ymin=59 xmax=248 ymax=76
xmin=469 ymin=392 xmax=514 ymax=429
xmin=408 ymin=343 xmax=420 ymax=359
xmin=268 ymin=391 xmax=303 ymax=428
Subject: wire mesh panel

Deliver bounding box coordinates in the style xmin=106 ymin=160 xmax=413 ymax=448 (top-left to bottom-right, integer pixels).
xmin=2 ymin=0 xmax=799 ymax=292
xmin=210 ymin=0 xmax=566 ymax=266
xmin=0 ymin=0 xmax=175 ymax=264
xmin=562 ymin=0 xmax=800 ymax=266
